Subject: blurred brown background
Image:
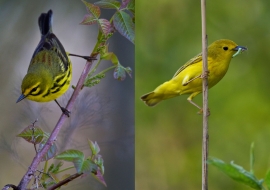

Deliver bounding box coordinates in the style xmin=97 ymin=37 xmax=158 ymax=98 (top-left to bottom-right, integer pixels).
xmin=0 ymin=1 xmax=134 ymax=189
xmin=136 ymin=0 xmax=270 ymax=189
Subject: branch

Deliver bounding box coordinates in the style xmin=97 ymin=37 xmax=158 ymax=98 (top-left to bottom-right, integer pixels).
xmin=2 ymin=184 xmax=19 ymax=190
xmin=17 ymin=59 xmax=94 ymax=189
xmin=47 ymin=173 xmax=83 ymax=190
xmin=201 ymin=0 xmax=209 ymax=190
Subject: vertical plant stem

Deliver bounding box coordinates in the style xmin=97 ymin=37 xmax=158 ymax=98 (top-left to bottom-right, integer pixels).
xmin=201 ymin=0 xmax=209 ymax=190
xmin=17 ymin=60 xmax=94 ymax=189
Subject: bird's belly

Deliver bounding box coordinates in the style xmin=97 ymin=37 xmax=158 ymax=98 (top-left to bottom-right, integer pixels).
xmin=208 ymin=64 xmax=228 ymax=88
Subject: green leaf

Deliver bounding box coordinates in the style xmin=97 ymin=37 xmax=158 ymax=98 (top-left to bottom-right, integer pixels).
xmin=125 ymin=66 xmax=132 ymax=78
xmin=95 ymin=0 xmax=121 ymax=9
xmin=38 ymin=140 xmax=57 ymax=162
xmin=84 ymin=73 xmax=105 ymax=88
xmin=51 ymin=162 xmax=63 ymax=174
xmin=114 ymin=65 xmax=126 ymax=81
xmin=82 ymin=0 xmax=101 ymax=18
xmin=88 ymin=140 xmax=100 ymax=156
xmin=95 ymin=155 xmax=105 ymax=175
xmin=113 ymin=10 xmax=135 ymax=44
xmin=17 ymin=126 xmax=44 ymax=144
xmin=265 ymin=170 xmax=270 ymax=190
xmin=81 ymin=159 xmax=98 ymax=174
xmin=98 ymin=18 xmax=114 ymax=36
xmin=55 ymin=149 xmax=84 ymax=162
xmin=127 ymin=0 xmax=135 ymax=14
xmin=250 ymin=142 xmax=255 ymax=175
xmin=48 ymin=163 xmax=54 ymax=173
xmin=101 ymin=52 xmax=119 ymax=65
xmin=73 ymin=157 xmax=84 ymax=173
xmin=80 ymin=14 xmax=98 ymax=25
xmin=208 ymin=157 xmax=263 ymax=190
xmin=92 ymin=169 xmax=107 ymax=187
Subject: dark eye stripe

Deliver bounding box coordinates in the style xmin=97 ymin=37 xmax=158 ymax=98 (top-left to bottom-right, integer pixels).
xmin=30 ymin=85 xmax=41 ymax=95
xmin=31 ymin=88 xmax=42 ymax=96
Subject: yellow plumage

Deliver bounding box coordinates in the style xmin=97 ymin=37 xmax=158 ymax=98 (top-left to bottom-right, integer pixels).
xmin=17 ymin=10 xmax=72 ymax=116
xmin=141 ymin=39 xmax=247 ymax=110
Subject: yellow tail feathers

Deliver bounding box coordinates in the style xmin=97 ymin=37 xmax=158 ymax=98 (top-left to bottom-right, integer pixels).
xmin=141 ymin=92 xmax=162 ymax=106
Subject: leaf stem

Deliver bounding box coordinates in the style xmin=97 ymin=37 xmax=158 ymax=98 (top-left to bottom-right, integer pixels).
xmin=87 ymin=58 xmax=102 ymax=78
xmin=54 ymin=166 xmax=75 ymax=174
xmin=88 ymin=65 xmax=116 ymax=80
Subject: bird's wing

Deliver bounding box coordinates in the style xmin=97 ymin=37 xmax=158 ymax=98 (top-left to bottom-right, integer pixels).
xmin=172 ymin=53 xmax=202 ymax=78
xmin=31 ymin=33 xmax=69 ymax=71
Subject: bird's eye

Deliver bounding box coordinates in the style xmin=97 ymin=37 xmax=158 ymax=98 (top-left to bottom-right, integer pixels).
xmin=32 ymin=87 xmax=38 ymax=92
xmin=223 ymin=47 xmax=228 ymax=51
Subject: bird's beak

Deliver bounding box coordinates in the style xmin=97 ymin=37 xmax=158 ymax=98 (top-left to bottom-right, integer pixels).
xmin=16 ymin=94 xmax=26 ymax=103
xmin=233 ymin=46 xmax=248 ymax=51
xmin=232 ymin=46 xmax=247 ymax=58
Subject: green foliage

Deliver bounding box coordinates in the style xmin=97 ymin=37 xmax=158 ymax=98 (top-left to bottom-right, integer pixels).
xmin=55 ymin=140 xmax=106 ymax=186
xmin=55 ymin=149 xmax=98 ymax=174
xmin=38 ymin=139 xmax=57 ymax=162
xmin=264 ymin=170 xmax=270 ymax=190
xmin=95 ymin=0 xmax=121 ymax=9
xmin=17 ymin=125 xmax=45 ymax=144
xmin=17 ymin=121 xmax=106 ymax=188
xmin=208 ymin=143 xmax=270 ymax=190
xmin=81 ymin=0 xmax=134 ymax=43
xmin=208 ymin=157 xmax=263 ymax=190
xmin=80 ymin=0 xmax=134 ymax=87
xmin=17 ymin=122 xmax=57 ymax=162
xmin=113 ymin=10 xmax=135 ymax=44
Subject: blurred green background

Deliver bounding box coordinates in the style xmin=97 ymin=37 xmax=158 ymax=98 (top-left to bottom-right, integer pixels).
xmin=136 ymin=0 xmax=270 ymax=189
xmin=0 ymin=1 xmax=134 ymax=189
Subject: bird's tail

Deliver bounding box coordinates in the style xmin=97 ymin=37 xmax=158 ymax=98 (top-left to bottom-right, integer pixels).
xmin=38 ymin=9 xmax=53 ymax=36
xmin=141 ymin=92 xmax=162 ymax=106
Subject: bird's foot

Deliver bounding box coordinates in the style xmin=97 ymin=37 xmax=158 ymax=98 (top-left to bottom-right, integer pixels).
xmin=197 ymin=108 xmax=210 ymax=116
xmin=200 ymin=71 xmax=210 ymax=79
xmin=60 ymin=107 xmax=70 ymax=117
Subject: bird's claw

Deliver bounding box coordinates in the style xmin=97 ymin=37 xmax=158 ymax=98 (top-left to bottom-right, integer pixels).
xmin=197 ymin=108 xmax=210 ymax=116
xmin=60 ymin=107 xmax=70 ymax=117
xmin=200 ymin=71 xmax=210 ymax=79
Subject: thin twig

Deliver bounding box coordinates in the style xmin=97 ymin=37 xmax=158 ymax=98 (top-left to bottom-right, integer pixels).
xmin=2 ymin=184 xmax=19 ymax=190
xmin=47 ymin=173 xmax=83 ymax=190
xmin=201 ymin=0 xmax=209 ymax=190
xmin=17 ymin=60 xmax=94 ymax=189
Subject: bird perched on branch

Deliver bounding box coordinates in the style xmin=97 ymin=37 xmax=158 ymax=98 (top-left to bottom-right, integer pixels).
xmin=141 ymin=39 xmax=247 ymax=113
xmin=16 ymin=10 xmax=95 ymax=117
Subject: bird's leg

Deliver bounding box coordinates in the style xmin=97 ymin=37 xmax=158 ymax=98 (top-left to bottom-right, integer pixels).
xmin=54 ymin=100 xmax=70 ymax=117
xmin=69 ymin=53 xmax=96 ymax=62
xmin=187 ymin=93 xmax=210 ymax=116
xmin=188 ymin=99 xmax=202 ymax=110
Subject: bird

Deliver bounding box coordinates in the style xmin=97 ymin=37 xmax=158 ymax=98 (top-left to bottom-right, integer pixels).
xmin=141 ymin=39 xmax=247 ymax=112
xmin=16 ymin=10 xmax=94 ymax=117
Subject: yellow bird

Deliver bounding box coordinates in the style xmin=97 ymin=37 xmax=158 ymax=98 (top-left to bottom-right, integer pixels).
xmin=141 ymin=39 xmax=247 ymax=111
xmin=16 ymin=10 xmax=94 ymax=117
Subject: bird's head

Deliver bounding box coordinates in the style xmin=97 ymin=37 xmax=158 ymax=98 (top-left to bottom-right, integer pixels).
xmin=17 ymin=72 xmax=50 ymax=103
xmin=208 ymin=39 xmax=247 ymax=60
